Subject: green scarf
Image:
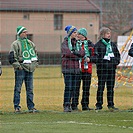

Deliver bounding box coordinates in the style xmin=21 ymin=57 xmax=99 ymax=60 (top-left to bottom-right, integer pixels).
xmin=77 ymin=40 xmax=90 ymax=58
xmin=18 ymin=37 xmax=37 ymax=63
xmin=68 ymin=36 xmax=73 ymax=51
xmin=101 ymin=38 xmax=114 ymax=60
xmin=68 ymin=37 xmax=90 ymax=58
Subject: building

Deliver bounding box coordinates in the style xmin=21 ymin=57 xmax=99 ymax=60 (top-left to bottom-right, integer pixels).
xmin=0 ymin=0 xmax=100 ymax=64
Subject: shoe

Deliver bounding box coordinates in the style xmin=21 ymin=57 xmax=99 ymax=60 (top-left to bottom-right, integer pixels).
xmin=108 ymin=106 xmax=119 ymax=111
xmin=15 ymin=107 xmax=21 ymax=113
xmin=82 ymin=107 xmax=93 ymax=111
xmin=71 ymin=106 xmax=78 ymax=110
xmin=72 ymin=107 xmax=80 ymax=111
xmin=29 ymin=108 xmax=39 ymax=113
xmin=64 ymin=106 xmax=72 ymax=112
xmin=95 ymin=106 xmax=102 ymax=110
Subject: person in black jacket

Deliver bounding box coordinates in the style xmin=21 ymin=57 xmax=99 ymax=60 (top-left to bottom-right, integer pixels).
xmin=94 ymin=27 xmax=120 ymax=111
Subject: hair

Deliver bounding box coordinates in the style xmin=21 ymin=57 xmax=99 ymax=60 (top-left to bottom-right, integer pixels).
xmin=98 ymin=27 xmax=111 ymax=40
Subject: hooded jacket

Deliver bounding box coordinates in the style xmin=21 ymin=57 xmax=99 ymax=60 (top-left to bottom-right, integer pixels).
xmin=9 ymin=39 xmax=38 ymax=72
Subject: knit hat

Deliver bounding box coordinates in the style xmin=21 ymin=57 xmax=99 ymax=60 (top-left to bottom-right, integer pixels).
xmin=17 ymin=26 xmax=27 ymax=35
xmin=65 ymin=25 xmax=77 ymax=37
xmin=77 ymin=28 xmax=88 ymax=38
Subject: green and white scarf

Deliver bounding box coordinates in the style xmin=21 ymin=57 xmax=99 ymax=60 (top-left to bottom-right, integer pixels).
xmin=102 ymin=38 xmax=114 ymax=61
xmin=18 ymin=37 xmax=37 ymax=63
xmin=76 ymin=40 xmax=90 ymax=57
xmin=68 ymin=36 xmax=73 ymax=51
xmin=68 ymin=37 xmax=90 ymax=57
xmin=76 ymin=40 xmax=90 ymax=69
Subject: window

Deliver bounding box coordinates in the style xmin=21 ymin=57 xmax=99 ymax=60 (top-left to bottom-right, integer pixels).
xmin=27 ymin=34 xmax=33 ymax=41
xmin=54 ymin=14 xmax=63 ymax=30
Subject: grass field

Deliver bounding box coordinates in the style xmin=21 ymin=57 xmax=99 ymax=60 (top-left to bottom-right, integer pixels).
xmin=0 ymin=66 xmax=133 ymax=133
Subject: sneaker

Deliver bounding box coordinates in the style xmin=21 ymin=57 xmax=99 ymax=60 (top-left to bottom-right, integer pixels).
xmin=82 ymin=107 xmax=94 ymax=111
xmin=64 ymin=106 xmax=72 ymax=112
xmin=29 ymin=108 xmax=39 ymax=113
xmin=15 ymin=107 xmax=21 ymax=113
xmin=95 ymin=106 xmax=102 ymax=110
xmin=108 ymin=106 xmax=119 ymax=111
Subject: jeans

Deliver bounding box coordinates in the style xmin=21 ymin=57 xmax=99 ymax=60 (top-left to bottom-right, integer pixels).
xmin=63 ymin=73 xmax=81 ymax=108
xmin=13 ymin=69 xmax=35 ymax=110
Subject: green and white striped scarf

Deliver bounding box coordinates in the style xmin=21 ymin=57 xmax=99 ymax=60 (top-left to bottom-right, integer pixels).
xmin=18 ymin=37 xmax=37 ymax=63
xmin=102 ymin=38 xmax=114 ymax=61
xmin=76 ymin=40 xmax=90 ymax=57
xmin=68 ymin=37 xmax=90 ymax=57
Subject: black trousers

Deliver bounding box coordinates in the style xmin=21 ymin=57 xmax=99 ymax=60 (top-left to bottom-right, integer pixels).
xmin=96 ymin=67 xmax=116 ymax=108
xmin=81 ymin=72 xmax=92 ymax=108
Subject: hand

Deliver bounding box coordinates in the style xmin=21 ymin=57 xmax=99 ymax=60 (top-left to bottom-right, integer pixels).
xmin=85 ymin=57 xmax=90 ymax=62
xmin=18 ymin=66 xmax=23 ymax=70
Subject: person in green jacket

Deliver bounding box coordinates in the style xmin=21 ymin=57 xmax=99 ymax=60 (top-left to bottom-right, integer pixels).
xmin=9 ymin=26 xmax=38 ymax=113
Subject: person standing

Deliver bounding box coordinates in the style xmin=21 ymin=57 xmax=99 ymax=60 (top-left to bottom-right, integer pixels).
xmin=9 ymin=26 xmax=38 ymax=113
xmin=61 ymin=25 xmax=85 ymax=112
xmin=76 ymin=28 xmax=95 ymax=111
xmin=94 ymin=27 xmax=120 ymax=110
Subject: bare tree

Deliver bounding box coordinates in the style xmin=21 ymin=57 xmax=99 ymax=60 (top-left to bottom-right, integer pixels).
xmin=92 ymin=0 xmax=132 ymax=41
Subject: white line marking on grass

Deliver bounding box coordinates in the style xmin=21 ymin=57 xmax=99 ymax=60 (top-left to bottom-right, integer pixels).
xmin=117 ymin=120 xmax=133 ymax=122
xmin=1 ymin=121 xmax=133 ymax=130
xmin=56 ymin=121 xmax=133 ymax=130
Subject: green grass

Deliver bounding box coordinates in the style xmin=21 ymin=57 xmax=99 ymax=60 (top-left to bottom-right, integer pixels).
xmin=0 ymin=66 xmax=133 ymax=133
xmin=0 ymin=111 xmax=133 ymax=133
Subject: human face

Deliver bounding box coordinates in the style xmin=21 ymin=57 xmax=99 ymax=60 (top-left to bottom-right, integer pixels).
xmin=19 ymin=30 xmax=28 ymax=39
xmin=77 ymin=33 xmax=86 ymax=41
xmin=104 ymin=31 xmax=111 ymax=39
xmin=70 ymin=31 xmax=77 ymax=39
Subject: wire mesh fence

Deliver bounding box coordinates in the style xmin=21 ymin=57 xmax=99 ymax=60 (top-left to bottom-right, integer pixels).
xmin=0 ymin=0 xmax=133 ymax=113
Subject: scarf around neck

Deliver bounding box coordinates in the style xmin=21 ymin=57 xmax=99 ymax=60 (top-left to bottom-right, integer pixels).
xmin=101 ymin=38 xmax=114 ymax=60
xmin=77 ymin=40 xmax=90 ymax=57
xmin=18 ymin=37 xmax=37 ymax=63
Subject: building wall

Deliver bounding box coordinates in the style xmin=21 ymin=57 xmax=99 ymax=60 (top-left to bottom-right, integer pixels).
xmin=0 ymin=11 xmax=99 ymax=52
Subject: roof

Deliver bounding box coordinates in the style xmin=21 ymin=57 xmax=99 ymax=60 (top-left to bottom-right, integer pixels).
xmin=0 ymin=0 xmax=100 ymax=13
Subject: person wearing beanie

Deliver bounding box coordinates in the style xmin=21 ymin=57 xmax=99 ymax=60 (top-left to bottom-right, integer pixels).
xmin=17 ymin=26 xmax=27 ymax=36
xmin=61 ymin=25 xmax=85 ymax=112
xmin=8 ymin=26 xmax=39 ymax=113
xmin=77 ymin=28 xmax=88 ymax=38
xmin=65 ymin=25 xmax=77 ymax=37
xmin=76 ymin=28 xmax=95 ymax=111
xmin=94 ymin=27 xmax=120 ymax=111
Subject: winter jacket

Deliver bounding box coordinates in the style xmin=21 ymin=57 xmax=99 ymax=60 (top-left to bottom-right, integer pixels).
xmin=61 ymin=37 xmax=85 ymax=74
xmin=94 ymin=40 xmax=120 ymax=69
xmin=80 ymin=40 xmax=95 ymax=74
xmin=9 ymin=39 xmax=38 ymax=72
